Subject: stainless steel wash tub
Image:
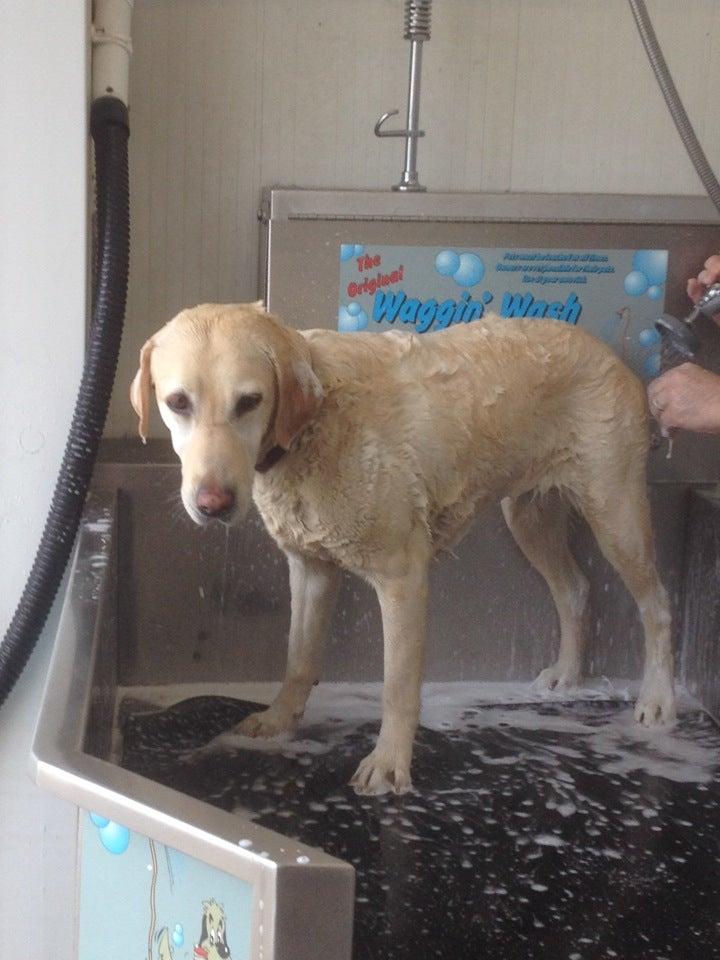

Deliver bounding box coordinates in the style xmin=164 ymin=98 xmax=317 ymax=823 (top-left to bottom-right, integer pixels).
xmin=32 ymin=190 xmax=720 ymax=958
xmin=31 ymin=452 xmax=720 ymax=960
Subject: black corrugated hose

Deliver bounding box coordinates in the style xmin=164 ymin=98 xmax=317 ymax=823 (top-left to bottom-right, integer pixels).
xmin=0 ymin=96 xmax=130 ymax=708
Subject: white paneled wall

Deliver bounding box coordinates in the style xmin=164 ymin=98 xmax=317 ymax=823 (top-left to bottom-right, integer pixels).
xmin=0 ymin=0 xmax=86 ymax=954
xmin=109 ymin=0 xmax=720 ymax=438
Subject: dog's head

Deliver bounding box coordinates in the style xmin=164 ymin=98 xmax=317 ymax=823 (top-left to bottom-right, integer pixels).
xmin=130 ymin=302 xmax=324 ymax=526
xmin=197 ymin=899 xmax=230 ymax=960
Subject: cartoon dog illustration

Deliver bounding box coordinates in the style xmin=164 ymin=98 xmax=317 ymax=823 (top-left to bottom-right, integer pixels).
xmin=194 ymin=900 xmax=231 ymax=960
xmin=156 ymin=928 xmax=175 ymax=960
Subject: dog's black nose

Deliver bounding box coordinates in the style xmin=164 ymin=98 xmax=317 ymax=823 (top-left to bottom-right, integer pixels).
xmin=196 ymin=484 xmax=235 ymax=519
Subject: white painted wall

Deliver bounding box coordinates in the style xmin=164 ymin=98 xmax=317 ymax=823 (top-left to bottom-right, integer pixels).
xmin=109 ymin=0 xmax=720 ymax=439
xmin=0 ymin=0 xmax=87 ymax=954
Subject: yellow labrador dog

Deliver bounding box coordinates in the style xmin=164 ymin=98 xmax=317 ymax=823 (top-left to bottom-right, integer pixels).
xmin=130 ymin=302 xmax=674 ymax=795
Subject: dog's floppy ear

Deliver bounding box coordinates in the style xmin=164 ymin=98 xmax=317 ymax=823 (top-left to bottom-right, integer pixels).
xmin=129 ymin=337 xmax=155 ymax=444
xmin=264 ymin=326 xmax=324 ymax=450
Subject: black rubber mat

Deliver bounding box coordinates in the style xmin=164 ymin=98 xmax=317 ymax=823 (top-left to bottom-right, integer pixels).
xmin=121 ymin=697 xmax=720 ymax=959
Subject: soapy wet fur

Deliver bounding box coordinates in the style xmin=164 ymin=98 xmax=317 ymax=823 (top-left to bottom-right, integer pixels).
xmin=130 ymin=303 xmax=675 ymax=795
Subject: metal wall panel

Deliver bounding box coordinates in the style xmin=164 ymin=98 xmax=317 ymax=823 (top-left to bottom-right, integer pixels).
xmin=261 ymin=188 xmax=720 ymax=482
xmin=96 ymin=463 xmax=686 ymax=689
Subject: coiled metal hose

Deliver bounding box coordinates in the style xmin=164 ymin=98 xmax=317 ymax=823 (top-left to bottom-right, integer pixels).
xmin=629 ymin=0 xmax=720 ymax=216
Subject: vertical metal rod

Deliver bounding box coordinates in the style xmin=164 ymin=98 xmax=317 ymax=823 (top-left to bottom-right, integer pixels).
xmin=396 ymin=39 xmax=425 ymax=191
xmin=375 ymin=0 xmax=431 ymax=191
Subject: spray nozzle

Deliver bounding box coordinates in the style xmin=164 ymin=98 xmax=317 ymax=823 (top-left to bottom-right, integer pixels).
xmin=653 ymin=283 xmax=720 ymax=361
xmin=654 ymin=313 xmax=701 ymax=360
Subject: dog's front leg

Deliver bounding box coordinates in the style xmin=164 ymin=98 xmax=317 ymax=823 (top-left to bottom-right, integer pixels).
xmin=350 ymin=559 xmax=429 ymax=796
xmin=238 ymin=551 xmax=340 ymax=738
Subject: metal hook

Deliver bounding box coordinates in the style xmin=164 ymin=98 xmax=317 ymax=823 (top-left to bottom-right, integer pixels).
xmin=374 ymin=109 xmax=425 ymax=140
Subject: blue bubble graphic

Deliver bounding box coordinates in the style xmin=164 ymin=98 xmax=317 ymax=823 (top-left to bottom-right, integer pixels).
xmin=99 ymin=821 xmax=130 ymax=855
xmin=338 ymin=305 xmax=368 ymax=332
xmin=643 ymin=353 xmax=662 ymax=378
xmin=346 ymin=301 xmax=362 ymax=316
xmin=647 ymin=284 xmax=663 ymax=301
xmin=353 ymin=244 xmax=365 ymax=256
xmin=172 ymin=926 xmax=184 ymax=947
xmin=435 ymin=250 xmax=460 ymax=277
xmin=632 ymin=250 xmax=667 ymax=287
xmin=354 ymin=309 xmax=369 ymax=330
xmin=90 ymin=812 xmax=110 ymax=828
xmin=453 ymin=253 xmax=485 ymax=287
xmin=339 ymin=244 xmax=355 ymax=262
xmin=638 ymin=327 xmax=661 ymax=348
xmin=624 ymin=270 xmax=649 ymax=297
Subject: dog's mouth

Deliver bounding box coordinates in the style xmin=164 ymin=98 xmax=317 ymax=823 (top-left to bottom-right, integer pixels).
xmin=181 ymin=489 xmax=241 ymax=528
xmin=185 ymin=505 xmax=237 ymax=528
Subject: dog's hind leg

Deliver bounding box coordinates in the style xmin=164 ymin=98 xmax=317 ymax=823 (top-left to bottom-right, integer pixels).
xmin=238 ymin=551 xmax=341 ymax=738
xmin=579 ymin=477 xmax=675 ymax=726
xmin=502 ymin=489 xmax=589 ymax=691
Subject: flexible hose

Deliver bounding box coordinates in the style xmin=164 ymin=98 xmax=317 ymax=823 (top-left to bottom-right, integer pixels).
xmin=629 ymin=0 xmax=720 ymax=216
xmin=0 ymin=96 xmax=129 ymax=708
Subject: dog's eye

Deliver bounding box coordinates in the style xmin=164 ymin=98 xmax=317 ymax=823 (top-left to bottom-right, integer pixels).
xmin=234 ymin=392 xmax=262 ymax=417
xmin=165 ymin=391 xmax=191 ymax=414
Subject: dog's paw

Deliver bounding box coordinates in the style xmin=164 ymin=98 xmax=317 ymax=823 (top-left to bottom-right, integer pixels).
xmin=533 ymin=661 xmax=581 ymax=693
xmin=236 ymin=705 xmax=298 ymax=739
xmin=350 ymin=747 xmax=413 ymax=796
xmin=634 ymin=675 xmax=676 ymax=726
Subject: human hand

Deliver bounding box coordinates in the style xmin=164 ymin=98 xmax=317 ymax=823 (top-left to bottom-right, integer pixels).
xmin=687 ymin=254 xmax=720 ymax=324
xmin=647 ymin=363 xmax=720 ymax=434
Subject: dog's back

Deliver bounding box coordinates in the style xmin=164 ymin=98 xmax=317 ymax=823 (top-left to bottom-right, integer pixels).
xmin=299 ymin=315 xmax=649 ymax=514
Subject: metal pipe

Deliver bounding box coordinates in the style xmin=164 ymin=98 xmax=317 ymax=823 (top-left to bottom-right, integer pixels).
xmin=375 ymin=0 xmax=432 ymax=192
xmin=397 ymin=39 xmax=424 ymax=191
xmin=92 ymin=0 xmax=134 ymax=106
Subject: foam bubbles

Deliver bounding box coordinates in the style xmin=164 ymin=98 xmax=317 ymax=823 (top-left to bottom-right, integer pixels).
xmin=534 ymin=833 xmax=565 ymax=847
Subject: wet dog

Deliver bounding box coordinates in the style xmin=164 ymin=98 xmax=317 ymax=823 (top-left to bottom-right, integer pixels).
xmin=131 ymin=302 xmax=675 ymax=795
